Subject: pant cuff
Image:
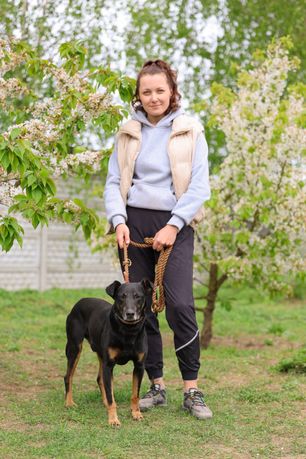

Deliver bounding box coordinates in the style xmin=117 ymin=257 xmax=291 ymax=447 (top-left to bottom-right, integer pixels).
xmin=181 ymin=372 xmax=198 ymax=381
xmin=146 ymin=370 xmax=163 ymax=380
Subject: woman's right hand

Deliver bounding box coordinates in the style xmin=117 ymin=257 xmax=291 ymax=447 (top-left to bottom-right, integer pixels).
xmin=115 ymin=223 xmax=130 ymax=249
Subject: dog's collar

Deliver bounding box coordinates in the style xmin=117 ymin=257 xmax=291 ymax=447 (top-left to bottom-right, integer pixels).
xmin=114 ymin=313 xmax=144 ymax=326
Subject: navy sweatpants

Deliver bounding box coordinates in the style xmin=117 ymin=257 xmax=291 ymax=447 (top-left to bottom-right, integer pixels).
xmin=120 ymin=206 xmax=200 ymax=381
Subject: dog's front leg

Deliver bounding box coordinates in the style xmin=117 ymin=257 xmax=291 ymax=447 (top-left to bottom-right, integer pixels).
xmin=103 ymin=362 xmax=120 ymax=427
xmin=97 ymin=356 xmax=107 ymax=407
xmin=131 ymin=357 xmax=145 ymax=421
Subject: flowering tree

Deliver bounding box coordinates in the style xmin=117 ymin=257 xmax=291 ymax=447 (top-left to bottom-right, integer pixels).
xmin=0 ymin=39 xmax=134 ymax=251
xmin=195 ymin=38 xmax=305 ymax=348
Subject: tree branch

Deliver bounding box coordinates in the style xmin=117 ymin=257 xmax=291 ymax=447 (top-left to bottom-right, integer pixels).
xmin=193 ymin=276 xmax=208 ymax=287
xmin=216 ymin=273 xmax=228 ymax=290
xmin=0 ymin=174 xmax=20 ymax=184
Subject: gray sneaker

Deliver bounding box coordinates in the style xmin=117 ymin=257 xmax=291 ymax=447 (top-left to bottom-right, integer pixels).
xmin=182 ymin=388 xmax=213 ymax=420
xmin=139 ymin=383 xmax=167 ymax=412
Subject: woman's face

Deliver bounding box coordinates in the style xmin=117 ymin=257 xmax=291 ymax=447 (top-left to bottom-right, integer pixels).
xmin=138 ymin=73 xmax=172 ymax=124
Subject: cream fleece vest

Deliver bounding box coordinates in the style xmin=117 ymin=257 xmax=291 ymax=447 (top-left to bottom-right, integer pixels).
xmin=116 ymin=114 xmax=205 ymax=228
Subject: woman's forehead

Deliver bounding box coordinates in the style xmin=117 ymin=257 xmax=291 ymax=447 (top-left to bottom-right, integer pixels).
xmin=139 ymin=73 xmax=169 ymax=89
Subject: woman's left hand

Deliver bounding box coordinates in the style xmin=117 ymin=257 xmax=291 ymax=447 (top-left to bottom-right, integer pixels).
xmin=153 ymin=224 xmax=179 ymax=252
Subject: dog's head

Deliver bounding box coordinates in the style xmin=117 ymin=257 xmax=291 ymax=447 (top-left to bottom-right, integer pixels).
xmin=106 ymin=279 xmax=153 ymax=324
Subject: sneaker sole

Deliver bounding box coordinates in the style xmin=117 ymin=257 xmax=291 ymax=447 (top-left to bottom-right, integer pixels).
xmin=139 ymin=402 xmax=167 ymax=412
xmin=182 ymin=405 xmax=213 ymax=420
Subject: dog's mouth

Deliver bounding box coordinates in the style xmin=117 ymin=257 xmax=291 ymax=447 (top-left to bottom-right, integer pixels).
xmin=115 ymin=314 xmax=144 ymax=325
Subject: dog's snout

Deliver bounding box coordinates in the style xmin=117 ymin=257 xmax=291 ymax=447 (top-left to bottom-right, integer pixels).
xmin=126 ymin=311 xmax=135 ymax=320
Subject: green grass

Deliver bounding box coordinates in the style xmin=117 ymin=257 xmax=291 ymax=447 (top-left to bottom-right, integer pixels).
xmin=0 ymin=284 xmax=305 ymax=458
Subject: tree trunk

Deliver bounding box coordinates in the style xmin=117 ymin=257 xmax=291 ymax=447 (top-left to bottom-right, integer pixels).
xmin=200 ymin=264 xmax=228 ymax=348
xmin=200 ymin=263 xmax=218 ymax=348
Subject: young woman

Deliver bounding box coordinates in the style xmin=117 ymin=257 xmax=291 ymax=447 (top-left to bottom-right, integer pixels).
xmin=104 ymin=60 xmax=212 ymax=419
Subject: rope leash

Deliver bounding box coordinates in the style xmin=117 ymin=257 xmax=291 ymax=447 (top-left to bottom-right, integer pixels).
xmin=122 ymin=238 xmax=173 ymax=313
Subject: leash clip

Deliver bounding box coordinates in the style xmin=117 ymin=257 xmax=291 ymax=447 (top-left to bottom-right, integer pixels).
xmin=122 ymin=258 xmax=132 ymax=267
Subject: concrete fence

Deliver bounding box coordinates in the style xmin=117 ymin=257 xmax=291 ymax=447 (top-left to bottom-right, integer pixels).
xmin=0 ymin=219 xmax=121 ymax=291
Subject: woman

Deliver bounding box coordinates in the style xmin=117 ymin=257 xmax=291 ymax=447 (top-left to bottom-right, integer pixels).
xmin=104 ymin=60 xmax=212 ymax=420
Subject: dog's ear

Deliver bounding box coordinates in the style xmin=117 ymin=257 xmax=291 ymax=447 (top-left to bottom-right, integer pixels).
xmin=106 ymin=280 xmax=121 ymax=299
xmin=141 ymin=278 xmax=153 ymax=294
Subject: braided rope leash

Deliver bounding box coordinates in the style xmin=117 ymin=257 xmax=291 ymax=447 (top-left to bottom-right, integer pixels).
xmin=122 ymin=238 xmax=173 ymax=313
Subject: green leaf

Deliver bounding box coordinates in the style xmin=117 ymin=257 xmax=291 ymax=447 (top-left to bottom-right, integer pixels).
xmin=32 ymin=188 xmax=43 ymax=204
xmin=82 ymin=224 xmax=91 ymax=239
xmin=219 ymin=298 xmax=232 ymax=311
xmin=32 ymin=214 xmax=40 ymax=229
xmin=9 ymin=128 xmax=21 ymax=140
xmin=63 ymin=212 xmax=73 ymax=224
xmin=46 ymin=179 xmax=56 ymax=195
xmin=73 ymin=199 xmax=84 ymax=209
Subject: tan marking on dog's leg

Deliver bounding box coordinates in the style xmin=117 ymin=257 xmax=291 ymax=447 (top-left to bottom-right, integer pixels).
xmin=108 ymin=375 xmax=120 ymax=427
xmin=131 ymin=372 xmax=143 ymax=421
xmin=138 ymin=352 xmax=145 ymax=362
xmin=97 ymin=356 xmax=107 ymax=407
xmin=107 ymin=347 xmax=120 ymax=360
xmin=65 ymin=343 xmax=82 ymax=408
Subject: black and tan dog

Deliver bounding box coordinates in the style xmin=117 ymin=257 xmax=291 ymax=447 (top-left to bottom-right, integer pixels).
xmin=64 ymin=279 xmax=151 ymax=426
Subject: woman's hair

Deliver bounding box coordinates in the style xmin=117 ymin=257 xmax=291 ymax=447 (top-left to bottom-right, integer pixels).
xmin=132 ymin=59 xmax=181 ymax=114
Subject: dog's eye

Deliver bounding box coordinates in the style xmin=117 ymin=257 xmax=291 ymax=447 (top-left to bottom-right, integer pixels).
xmin=121 ymin=293 xmax=127 ymax=299
xmin=133 ymin=293 xmax=141 ymax=299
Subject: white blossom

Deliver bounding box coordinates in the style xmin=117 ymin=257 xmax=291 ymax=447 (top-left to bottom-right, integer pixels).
xmin=196 ymin=40 xmax=306 ymax=291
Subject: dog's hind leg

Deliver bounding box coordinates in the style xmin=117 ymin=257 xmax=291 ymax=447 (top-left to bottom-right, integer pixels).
xmin=97 ymin=356 xmax=107 ymax=407
xmin=131 ymin=356 xmax=145 ymax=421
xmin=64 ymin=341 xmax=83 ymax=407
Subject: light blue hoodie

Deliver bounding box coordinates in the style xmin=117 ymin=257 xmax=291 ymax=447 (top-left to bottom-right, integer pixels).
xmin=104 ymin=108 xmax=210 ymax=231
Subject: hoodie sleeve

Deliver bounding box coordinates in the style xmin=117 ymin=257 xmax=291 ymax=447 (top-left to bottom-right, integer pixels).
xmin=103 ymin=143 xmax=127 ymax=228
xmin=167 ymin=132 xmax=210 ymax=230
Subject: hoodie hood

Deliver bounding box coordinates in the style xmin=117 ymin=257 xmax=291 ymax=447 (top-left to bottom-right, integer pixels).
xmin=131 ymin=107 xmax=185 ymax=128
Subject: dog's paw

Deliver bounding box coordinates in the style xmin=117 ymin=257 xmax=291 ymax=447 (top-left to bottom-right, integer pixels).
xmin=108 ymin=417 xmax=121 ymax=427
xmin=132 ymin=410 xmax=144 ymax=421
xmin=65 ymin=400 xmax=77 ymax=408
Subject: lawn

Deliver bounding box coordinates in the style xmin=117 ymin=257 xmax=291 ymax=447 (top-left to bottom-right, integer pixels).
xmin=0 ymin=284 xmax=305 ymax=458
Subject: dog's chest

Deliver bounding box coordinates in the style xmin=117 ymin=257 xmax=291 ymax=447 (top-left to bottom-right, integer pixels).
xmin=115 ymin=351 xmax=134 ymax=365
xmin=108 ymin=345 xmax=142 ymax=365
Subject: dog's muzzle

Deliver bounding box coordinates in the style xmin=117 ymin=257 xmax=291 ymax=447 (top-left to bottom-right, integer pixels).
xmin=115 ymin=314 xmax=144 ymax=325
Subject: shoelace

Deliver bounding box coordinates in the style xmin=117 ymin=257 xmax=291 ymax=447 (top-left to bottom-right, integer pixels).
xmin=144 ymin=384 xmax=161 ymax=398
xmin=187 ymin=390 xmax=206 ymax=406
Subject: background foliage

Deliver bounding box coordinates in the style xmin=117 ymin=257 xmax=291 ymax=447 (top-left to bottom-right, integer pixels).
xmin=1 ymin=0 xmax=305 ymax=166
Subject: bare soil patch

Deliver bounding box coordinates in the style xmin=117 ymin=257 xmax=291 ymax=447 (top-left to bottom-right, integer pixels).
xmin=212 ymin=334 xmax=301 ymax=350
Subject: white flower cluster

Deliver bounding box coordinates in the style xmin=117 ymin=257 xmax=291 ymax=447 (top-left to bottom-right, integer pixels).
xmin=29 ymin=99 xmax=63 ymax=120
xmin=72 ymin=92 xmax=112 ymax=122
xmin=50 ymin=150 xmax=103 ymax=177
xmin=65 ymin=150 xmax=103 ymax=171
xmin=63 ymin=200 xmax=81 ymax=213
xmin=0 ymin=39 xmax=26 ymax=77
xmin=48 ymin=66 xmax=85 ymax=93
xmin=196 ymin=41 xmax=305 ymax=290
xmin=0 ymin=175 xmax=22 ymax=207
xmin=20 ymin=119 xmax=61 ymax=145
xmin=0 ymin=77 xmax=28 ymax=105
